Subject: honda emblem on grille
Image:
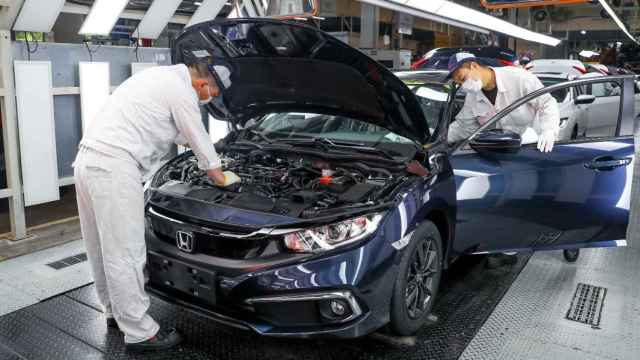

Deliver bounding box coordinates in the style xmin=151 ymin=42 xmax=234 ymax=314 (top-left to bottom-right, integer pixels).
xmin=176 ymin=231 xmax=194 ymax=253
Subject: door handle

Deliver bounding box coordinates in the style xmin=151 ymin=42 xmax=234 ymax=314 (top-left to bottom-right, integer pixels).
xmin=584 ymin=156 xmax=632 ymax=171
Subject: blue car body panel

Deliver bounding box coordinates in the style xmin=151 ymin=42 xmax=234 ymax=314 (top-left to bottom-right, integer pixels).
xmin=450 ymin=138 xmax=633 ymax=254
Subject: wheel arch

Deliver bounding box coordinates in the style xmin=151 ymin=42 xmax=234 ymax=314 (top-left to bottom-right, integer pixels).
xmin=424 ymin=209 xmax=453 ymax=269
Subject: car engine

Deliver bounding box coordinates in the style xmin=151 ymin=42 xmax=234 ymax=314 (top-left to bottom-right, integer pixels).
xmin=153 ymin=149 xmax=406 ymax=218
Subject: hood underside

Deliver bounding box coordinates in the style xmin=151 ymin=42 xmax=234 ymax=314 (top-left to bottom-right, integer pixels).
xmin=172 ymin=18 xmax=430 ymax=144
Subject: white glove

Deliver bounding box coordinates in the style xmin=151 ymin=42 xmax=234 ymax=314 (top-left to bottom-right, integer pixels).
xmin=218 ymin=171 xmax=241 ymax=187
xmin=537 ymin=131 xmax=555 ymax=153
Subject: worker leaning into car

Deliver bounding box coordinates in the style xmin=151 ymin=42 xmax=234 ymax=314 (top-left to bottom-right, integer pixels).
xmin=72 ymin=59 xmax=240 ymax=352
xmin=447 ymin=52 xmax=560 ymax=153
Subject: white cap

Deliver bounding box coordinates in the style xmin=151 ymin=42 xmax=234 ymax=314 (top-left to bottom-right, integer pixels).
xmin=213 ymin=65 xmax=232 ymax=89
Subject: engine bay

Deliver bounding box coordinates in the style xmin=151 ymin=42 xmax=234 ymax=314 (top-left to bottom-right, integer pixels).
xmin=153 ymin=149 xmax=408 ymax=218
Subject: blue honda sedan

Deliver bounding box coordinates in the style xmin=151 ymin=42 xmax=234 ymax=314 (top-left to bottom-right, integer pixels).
xmin=144 ymin=19 xmax=635 ymax=338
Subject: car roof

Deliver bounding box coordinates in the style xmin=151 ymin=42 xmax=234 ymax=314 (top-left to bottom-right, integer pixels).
xmin=529 ymin=59 xmax=584 ymax=64
xmin=534 ymin=72 xmax=571 ymax=78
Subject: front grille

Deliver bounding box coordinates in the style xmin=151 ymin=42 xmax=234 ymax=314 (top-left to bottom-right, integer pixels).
xmin=148 ymin=207 xmax=286 ymax=260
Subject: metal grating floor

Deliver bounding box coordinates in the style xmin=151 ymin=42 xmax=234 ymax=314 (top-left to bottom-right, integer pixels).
xmin=566 ymin=283 xmax=607 ymax=328
xmin=461 ymin=247 xmax=640 ymax=360
xmin=0 ymin=253 xmax=530 ymax=360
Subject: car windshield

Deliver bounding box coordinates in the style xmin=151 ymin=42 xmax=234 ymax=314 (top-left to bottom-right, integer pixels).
xmin=251 ymin=113 xmax=418 ymax=157
xmin=540 ymin=77 xmax=569 ymax=103
xmin=405 ymin=81 xmax=451 ymax=136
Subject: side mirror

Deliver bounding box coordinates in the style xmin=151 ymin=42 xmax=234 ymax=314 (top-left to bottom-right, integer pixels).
xmin=574 ymin=94 xmax=596 ymax=105
xmin=469 ymin=129 xmax=521 ymax=154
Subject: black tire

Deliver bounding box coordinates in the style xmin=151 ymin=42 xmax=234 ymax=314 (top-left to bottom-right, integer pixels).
xmin=563 ymin=249 xmax=580 ymax=263
xmin=389 ymin=220 xmax=443 ymax=336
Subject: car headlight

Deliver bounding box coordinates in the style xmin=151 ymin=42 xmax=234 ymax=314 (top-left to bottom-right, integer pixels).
xmin=284 ymin=214 xmax=383 ymax=253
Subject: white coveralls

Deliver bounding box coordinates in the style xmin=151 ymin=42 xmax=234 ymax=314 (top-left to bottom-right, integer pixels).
xmin=73 ymin=64 xmax=221 ymax=343
xmin=448 ymin=66 xmax=560 ymax=143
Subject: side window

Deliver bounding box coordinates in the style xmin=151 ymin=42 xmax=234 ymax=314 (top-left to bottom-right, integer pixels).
xmin=588 ymin=81 xmax=621 ymax=98
xmin=576 ymin=80 xmax=621 ymax=139
xmin=469 ymin=79 xmax=624 ymax=147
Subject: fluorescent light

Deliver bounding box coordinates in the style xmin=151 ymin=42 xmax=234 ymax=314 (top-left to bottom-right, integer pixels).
xmin=597 ymin=0 xmax=639 ymax=44
xmin=13 ymin=0 xmax=66 ymax=33
xmin=187 ymin=0 xmax=227 ymax=27
xmin=134 ymin=0 xmax=182 ymax=39
xmin=579 ymin=50 xmax=599 ymax=58
xmin=580 ymin=30 xmax=587 ymax=35
xmin=359 ymin=0 xmax=561 ymax=46
xmin=357 ymin=0 xmax=487 ymax=34
xmin=79 ymin=0 xmax=128 ymax=36
xmin=195 ymin=1 xmax=203 ymax=5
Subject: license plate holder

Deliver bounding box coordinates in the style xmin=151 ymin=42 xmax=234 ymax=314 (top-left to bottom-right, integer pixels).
xmin=148 ymin=252 xmax=216 ymax=305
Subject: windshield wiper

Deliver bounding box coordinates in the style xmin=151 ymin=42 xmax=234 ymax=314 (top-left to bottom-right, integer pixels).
xmin=278 ymin=137 xmax=397 ymax=160
xmin=247 ymin=129 xmax=273 ymax=144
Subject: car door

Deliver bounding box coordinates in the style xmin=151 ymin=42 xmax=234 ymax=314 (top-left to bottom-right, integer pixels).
xmin=448 ymin=76 xmax=636 ymax=255
xmin=582 ymin=73 xmax=623 ymax=137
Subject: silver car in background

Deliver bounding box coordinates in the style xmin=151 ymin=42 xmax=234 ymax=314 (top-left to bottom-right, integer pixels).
xmin=537 ymin=72 xmax=640 ymax=141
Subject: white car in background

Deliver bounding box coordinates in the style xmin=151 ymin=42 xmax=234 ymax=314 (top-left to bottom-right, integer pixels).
xmin=537 ymin=73 xmax=594 ymax=140
xmin=537 ymin=72 xmax=640 ymax=141
xmin=526 ymin=59 xmax=587 ymax=77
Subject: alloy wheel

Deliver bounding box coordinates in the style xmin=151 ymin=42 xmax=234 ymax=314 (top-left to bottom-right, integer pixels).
xmin=405 ymin=237 xmax=438 ymax=319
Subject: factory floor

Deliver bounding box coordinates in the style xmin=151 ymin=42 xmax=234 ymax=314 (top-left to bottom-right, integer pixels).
xmin=0 ymin=240 xmax=636 ymax=359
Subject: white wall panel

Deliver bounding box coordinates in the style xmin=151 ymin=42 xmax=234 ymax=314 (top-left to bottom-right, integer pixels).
xmin=209 ymin=115 xmax=229 ymax=144
xmin=131 ymin=62 xmax=157 ymax=75
xmin=79 ymin=62 xmax=110 ymax=132
xmin=14 ymin=61 xmax=60 ymax=206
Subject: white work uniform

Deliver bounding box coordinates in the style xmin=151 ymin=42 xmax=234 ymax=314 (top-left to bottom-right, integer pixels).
xmin=448 ymin=66 xmax=560 ymax=143
xmin=73 ymin=64 xmax=221 ymax=343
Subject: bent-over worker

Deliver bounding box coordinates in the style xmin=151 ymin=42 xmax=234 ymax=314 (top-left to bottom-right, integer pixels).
xmin=73 ymin=60 xmax=239 ymax=352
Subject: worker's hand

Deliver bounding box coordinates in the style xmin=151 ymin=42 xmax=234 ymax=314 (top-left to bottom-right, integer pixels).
xmin=537 ymin=130 xmax=555 ymax=153
xmin=208 ymin=168 xmax=241 ymax=187
xmin=207 ymin=168 xmax=226 ymax=185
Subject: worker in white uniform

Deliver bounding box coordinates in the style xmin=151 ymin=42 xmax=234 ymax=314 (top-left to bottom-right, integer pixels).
xmin=447 ymin=52 xmax=559 ymax=153
xmin=73 ymin=60 xmax=240 ymax=352
xmin=446 ymin=52 xmax=560 ymax=269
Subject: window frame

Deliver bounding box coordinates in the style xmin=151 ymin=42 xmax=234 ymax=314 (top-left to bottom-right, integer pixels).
xmin=449 ymin=75 xmax=638 ymax=155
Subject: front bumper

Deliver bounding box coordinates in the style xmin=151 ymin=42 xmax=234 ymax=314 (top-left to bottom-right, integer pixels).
xmin=144 ymin=217 xmax=400 ymax=338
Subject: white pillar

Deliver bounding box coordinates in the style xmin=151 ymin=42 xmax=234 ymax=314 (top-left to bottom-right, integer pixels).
xmin=0 ymin=29 xmax=27 ymax=239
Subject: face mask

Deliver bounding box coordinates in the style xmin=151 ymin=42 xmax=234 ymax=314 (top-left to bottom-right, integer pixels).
xmin=461 ymin=77 xmax=483 ymax=93
xmin=198 ymin=86 xmax=213 ymax=105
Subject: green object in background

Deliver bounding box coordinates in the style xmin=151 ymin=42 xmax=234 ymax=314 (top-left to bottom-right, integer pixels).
xmin=15 ymin=32 xmax=44 ymax=42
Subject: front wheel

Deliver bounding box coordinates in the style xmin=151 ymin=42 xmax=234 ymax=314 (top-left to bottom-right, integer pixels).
xmin=563 ymin=249 xmax=580 ymax=262
xmin=389 ymin=220 xmax=443 ymax=336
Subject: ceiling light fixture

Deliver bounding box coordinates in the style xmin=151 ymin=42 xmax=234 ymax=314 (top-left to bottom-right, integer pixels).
xmin=134 ymin=0 xmax=182 ymax=39
xmin=597 ymin=0 xmax=639 ymax=44
xmin=79 ymin=0 xmax=129 ymax=36
xmin=359 ymin=0 xmax=561 ymax=47
xmin=187 ymin=0 xmax=228 ymax=27
xmin=13 ymin=0 xmax=66 ymax=33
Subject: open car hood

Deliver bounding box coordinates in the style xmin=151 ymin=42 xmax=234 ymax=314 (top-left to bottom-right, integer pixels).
xmin=172 ymin=18 xmax=430 ymax=144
